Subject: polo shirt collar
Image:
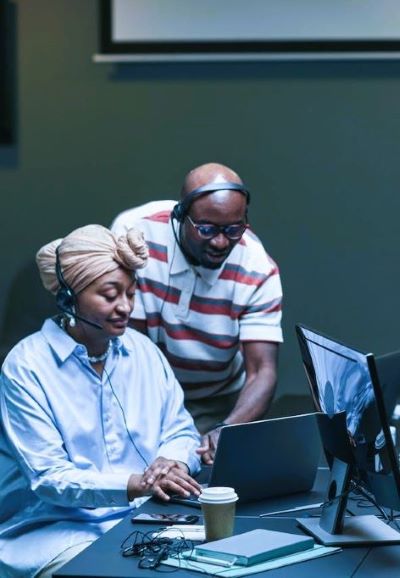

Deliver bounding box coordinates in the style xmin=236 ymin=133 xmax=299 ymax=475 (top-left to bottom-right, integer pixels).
xmin=168 ymin=225 xmax=228 ymax=287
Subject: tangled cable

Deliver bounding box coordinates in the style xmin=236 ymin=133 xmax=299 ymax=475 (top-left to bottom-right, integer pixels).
xmin=121 ymin=528 xmax=195 ymax=571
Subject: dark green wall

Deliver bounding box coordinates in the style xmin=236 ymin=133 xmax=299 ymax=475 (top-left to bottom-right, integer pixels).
xmin=2 ymin=0 xmax=400 ymax=400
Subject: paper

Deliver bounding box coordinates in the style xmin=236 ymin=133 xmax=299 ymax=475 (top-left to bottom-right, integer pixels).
xmin=162 ymin=544 xmax=341 ymax=576
xmin=152 ymin=524 xmax=205 ymax=541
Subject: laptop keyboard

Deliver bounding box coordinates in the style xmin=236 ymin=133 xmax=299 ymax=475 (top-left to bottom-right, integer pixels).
xmin=169 ymin=484 xmax=208 ymax=508
xmin=169 ymin=494 xmax=201 ymax=507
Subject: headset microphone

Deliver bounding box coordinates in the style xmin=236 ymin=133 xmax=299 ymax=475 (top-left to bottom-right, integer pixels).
xmin=55 ymin=247 xmax=103 ymax=330
xmin=73 ymin=314 xmax=102 ymax=330
xmin=57 ymin=304 xmax=103 ymax=330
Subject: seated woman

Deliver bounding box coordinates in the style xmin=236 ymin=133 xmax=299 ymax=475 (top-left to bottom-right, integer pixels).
xmin=0 ymin=224 xmax=201 ymax=578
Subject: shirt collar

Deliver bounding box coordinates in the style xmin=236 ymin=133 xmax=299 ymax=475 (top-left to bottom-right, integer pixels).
xmin=167 ymin=218 xmax=237 ymax=287
xmin=41 ymin=318 xmax=130 ymax=363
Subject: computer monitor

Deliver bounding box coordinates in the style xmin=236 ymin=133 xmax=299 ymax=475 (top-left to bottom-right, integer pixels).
xmin=296 ymin=323 xmax=400 ymax=546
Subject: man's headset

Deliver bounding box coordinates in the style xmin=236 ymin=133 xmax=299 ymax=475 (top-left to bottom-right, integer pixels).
xmin=171 ymin=181 xmax=250 ymax=223
xmin=55 ymin=247 xmax=102 ymax=330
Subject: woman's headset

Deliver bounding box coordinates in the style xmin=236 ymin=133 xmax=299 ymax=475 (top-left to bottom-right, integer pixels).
xmin=171 ymin=181 xmax=250 ymax=223
xmin=55 ymin=246 xmax=102 ymax=329
xmin=55 ymin=248 xmax=148 ymax=467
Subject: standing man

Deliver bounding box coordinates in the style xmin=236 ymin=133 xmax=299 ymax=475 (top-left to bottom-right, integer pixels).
xmin=111 ymin=163 xmax=283 ymax=463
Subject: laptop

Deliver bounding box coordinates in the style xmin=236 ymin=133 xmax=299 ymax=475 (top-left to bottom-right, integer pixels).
xmin=171 ymin=412 xmax=321 ymax=506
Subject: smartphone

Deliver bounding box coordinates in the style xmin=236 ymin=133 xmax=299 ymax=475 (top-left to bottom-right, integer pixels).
xmin=131 ymin=513 xmax=199 ymax=525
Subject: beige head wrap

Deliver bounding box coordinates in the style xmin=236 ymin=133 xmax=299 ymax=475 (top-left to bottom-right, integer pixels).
xmin=36 ymin=224 xmax=149 ymax=295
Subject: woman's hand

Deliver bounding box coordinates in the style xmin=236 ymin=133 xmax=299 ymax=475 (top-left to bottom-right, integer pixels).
xmin=127 ymin=457 xmax=201 ymax=502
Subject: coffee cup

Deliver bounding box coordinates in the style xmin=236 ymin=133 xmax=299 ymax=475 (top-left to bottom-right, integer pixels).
xmin=198 ymin=486 xmax=238 ymax=541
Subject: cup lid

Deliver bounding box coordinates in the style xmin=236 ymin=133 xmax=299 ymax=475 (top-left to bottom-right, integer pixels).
xmin=198 ymin=486 xmax=238 ymax=504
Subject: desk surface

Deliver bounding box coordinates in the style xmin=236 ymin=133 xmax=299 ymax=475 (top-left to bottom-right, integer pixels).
xmin=55 ymin=468 xmax=400 ymax=578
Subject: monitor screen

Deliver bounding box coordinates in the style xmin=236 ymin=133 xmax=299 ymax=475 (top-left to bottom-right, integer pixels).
xmin=296 ymin=324 xmax=400 ymax=544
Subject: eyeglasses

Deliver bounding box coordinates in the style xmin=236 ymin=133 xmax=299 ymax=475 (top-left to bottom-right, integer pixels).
xmin=186 ymin=215 xmax=248 ymax=240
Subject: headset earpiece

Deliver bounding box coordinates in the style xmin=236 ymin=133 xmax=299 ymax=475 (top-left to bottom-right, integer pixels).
xmin=171 ymin=181 xmax=250 ymax=224
xmin=55 ymin=247 xmax=76 ymax=315
xmin=171 ymin=202 xmax=185 ymax=223
xmin=54 ymin=246 xmax=103 ymax=330
xmin=55 ymin=285 xmax=75 ymax=314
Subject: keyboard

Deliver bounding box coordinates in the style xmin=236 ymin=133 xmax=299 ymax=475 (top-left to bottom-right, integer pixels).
xmin=169 ymin=484 xmax=208 ymax=508
xmin=169 ymin=494 xmax=201 ymax=507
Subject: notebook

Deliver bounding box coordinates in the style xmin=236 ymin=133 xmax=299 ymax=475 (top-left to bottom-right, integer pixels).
xmin=170 ymin=412 xmax=321 ymax=506
xmin=192 ymin=529 xmax=314 ymax=566
xmin=163 ymin=543 xmax=341 ymax=576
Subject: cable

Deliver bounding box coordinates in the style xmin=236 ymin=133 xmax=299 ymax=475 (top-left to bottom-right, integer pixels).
xmin=103 ymin=366 xmax=149 ymax=469
xmin=318 ymin=484 xmax=354 ymax=511
xmin=312 ymin=479 xmax=396 ymax=527
xmin=120 ymin=528 xmax=195 ymax=572
xmin=350 ymin=481 xmax=391 ymax=523
xmin=170 ymin=213 xmax=181 ymax=252
xmin=153 ymin=215 xmax=181 ymax=349
xmin=349 ymin=547 xmax=372 ymax=578
xmin=170 ymin=212 xmax=196 ymax=266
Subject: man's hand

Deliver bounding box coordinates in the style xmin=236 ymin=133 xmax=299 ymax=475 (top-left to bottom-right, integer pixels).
xmin=128 ymin=457 xmax=201 ymax=502
xmin=197 ymin=343 xmax=279 ymax=465
xmin=196 ymin=426 xmax=223 ymax=465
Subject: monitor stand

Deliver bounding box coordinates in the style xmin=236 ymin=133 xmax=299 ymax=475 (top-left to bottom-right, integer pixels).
xmin=297 ymin=457 xmax=400 ymax=546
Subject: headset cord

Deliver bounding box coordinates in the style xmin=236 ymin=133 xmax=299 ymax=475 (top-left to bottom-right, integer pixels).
xmin=103 ymin=366 xmax=149 ymax=469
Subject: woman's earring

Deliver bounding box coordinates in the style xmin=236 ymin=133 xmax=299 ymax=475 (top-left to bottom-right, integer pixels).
xmin=68 ymin=312 xmax=76 ymax=327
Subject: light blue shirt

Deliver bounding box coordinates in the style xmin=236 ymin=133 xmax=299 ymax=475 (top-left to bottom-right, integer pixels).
xmin=0 ymin=318 xmax=201 ymax=577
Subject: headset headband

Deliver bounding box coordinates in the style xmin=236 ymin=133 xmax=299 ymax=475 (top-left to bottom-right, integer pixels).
xmin=55 ymin=247 xmax=72 ymax=293
xmin=172 ymin=181 xmax=250 ymax=222
xmin=55 ymin=246 xmax=76 ymax=313
xmin=182 ymin=181 xmax=250 ymax=208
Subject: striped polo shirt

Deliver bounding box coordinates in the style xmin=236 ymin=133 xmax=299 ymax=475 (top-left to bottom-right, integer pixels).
xmin=111 ymin=200 xmax=283 ymax=401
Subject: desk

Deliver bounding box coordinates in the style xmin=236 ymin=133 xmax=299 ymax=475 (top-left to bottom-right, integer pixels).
xmin=55 ymin=469 xmax=400 ymax=578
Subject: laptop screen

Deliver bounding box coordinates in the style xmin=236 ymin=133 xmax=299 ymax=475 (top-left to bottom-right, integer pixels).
xmin=209 ymin=414 xmax=321 ymax=502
